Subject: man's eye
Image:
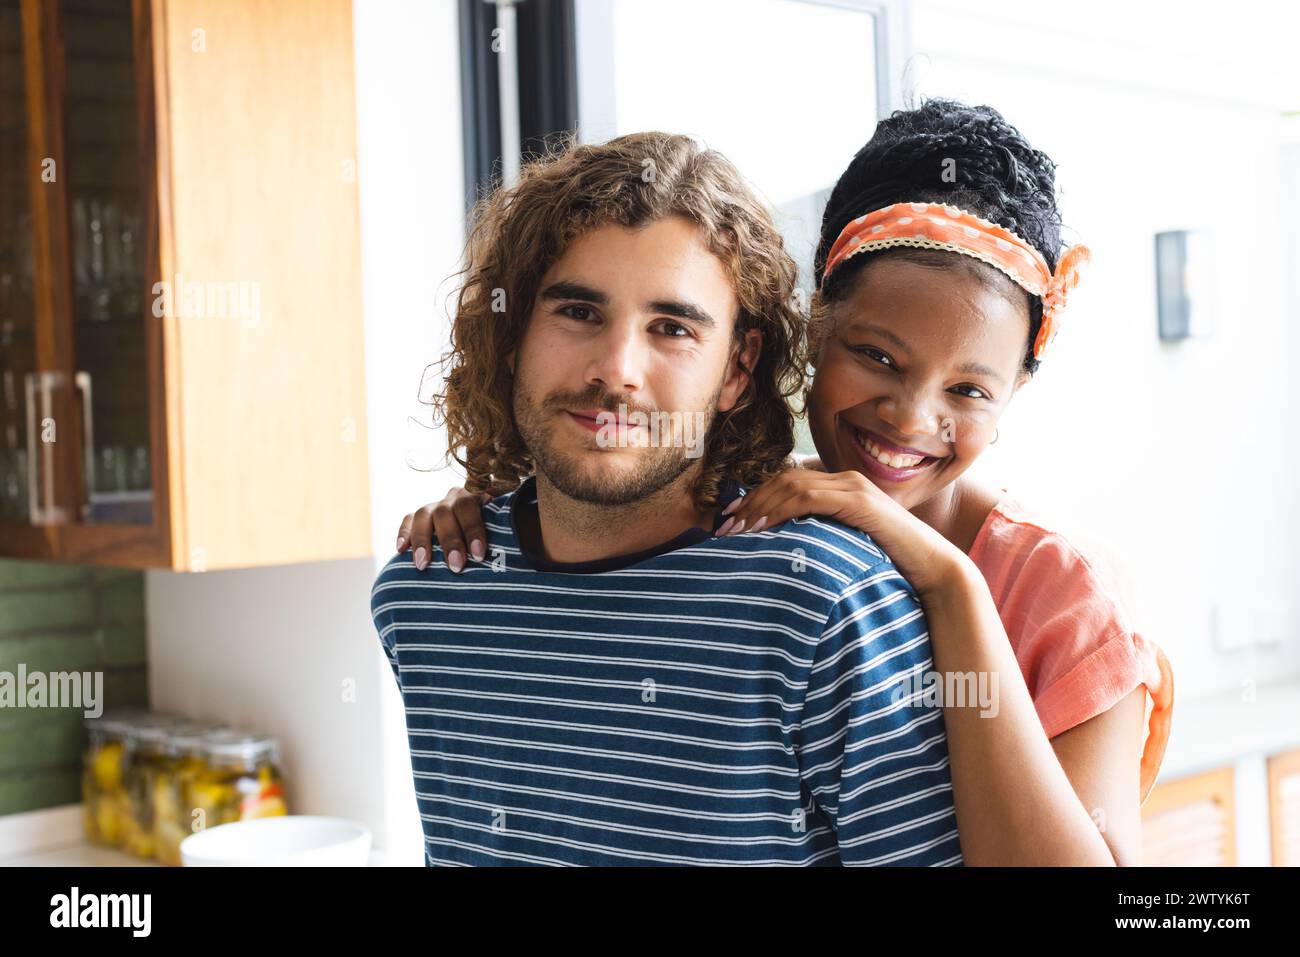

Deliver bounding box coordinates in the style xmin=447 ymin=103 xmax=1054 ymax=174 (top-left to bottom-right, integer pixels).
xmin=659 ymin=320 xmax=691 ymax=338
xmin=853 ymin=346 xmax=895 ymax=368
xmin=560 ymin=304 xmax=595 ymax=322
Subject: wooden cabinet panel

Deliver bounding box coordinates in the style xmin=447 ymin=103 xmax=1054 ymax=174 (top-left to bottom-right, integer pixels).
xmin=152 ymin=0 xmax=368 ymax=570
xmin=1268 ymin=750 xmax=1300 ymax=867
xmin=0 ymin=0 xmax=369 ymax=570
xmin=1140 ymin=766 xmax=1235 ymax=866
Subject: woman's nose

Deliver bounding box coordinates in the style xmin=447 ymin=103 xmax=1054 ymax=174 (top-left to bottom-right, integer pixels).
xmin=877 ymin=393 xmax=940 ymax=439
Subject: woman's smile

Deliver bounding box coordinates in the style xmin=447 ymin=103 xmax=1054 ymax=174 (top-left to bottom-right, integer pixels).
xmin=841 ymin=418 xmax=947 ymax=483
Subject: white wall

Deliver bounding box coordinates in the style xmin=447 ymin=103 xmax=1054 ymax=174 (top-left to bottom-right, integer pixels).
xmin=353 ymin=0 xmax=467 ymax=864
xmin=906 ymin=0 xmax=1300 ymax=702
xmin=147 ymin=0 xmax=466 ymax=865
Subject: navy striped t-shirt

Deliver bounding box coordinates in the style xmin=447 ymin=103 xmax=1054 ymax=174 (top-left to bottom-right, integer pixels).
xmin=370 ymin=474 xmax=963 ymax=866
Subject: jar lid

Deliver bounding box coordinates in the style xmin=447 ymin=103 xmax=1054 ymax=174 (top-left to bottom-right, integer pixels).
xmin=84 ymin=708 xmax=146 ymax=738
xmin=164 ymin=723 xmax=230 ymax=757
xmin=202 ymin=730 xmax=280 ymax=765
xmin=122 ymin=713 xmax=190 ymax=751
xmin=86 ymin=708 xmax=178 ymax=739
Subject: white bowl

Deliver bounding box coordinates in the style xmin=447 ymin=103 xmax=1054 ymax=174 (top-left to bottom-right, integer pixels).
xmin=180 ymin=816 xmax=371 ymax=867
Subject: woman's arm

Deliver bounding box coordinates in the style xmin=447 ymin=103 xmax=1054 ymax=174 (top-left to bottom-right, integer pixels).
xmin=1044 ymin=685 xmax=1146 ymax=865
xmin=922 ymin=560 xmax=1140 ymax=865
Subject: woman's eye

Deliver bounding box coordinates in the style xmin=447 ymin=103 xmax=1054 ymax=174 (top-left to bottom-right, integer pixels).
xmin=951 ymin=385 xmax=989 ymax=400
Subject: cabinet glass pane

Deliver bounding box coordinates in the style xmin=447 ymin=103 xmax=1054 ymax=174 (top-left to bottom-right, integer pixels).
xmin=0 ymin=0 xmax=39 ymax=524
xmin=62 ymin=0 xmax=152 ymax=523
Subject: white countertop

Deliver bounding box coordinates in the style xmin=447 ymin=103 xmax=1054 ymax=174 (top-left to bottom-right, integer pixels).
xmin=0 ymin=805 xmax=159 ymax=866
xmin=0 ymin=804 xmax=391 ymax=866
xmin=3 ymin=842 xmax=162 ymax=866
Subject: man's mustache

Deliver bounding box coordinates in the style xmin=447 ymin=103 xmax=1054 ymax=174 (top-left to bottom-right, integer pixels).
xmin=550 ymin=393 xmax=651 ymax=416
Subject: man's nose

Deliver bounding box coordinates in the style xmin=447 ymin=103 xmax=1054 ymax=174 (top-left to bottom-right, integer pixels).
xmin=583 ymin=319 xmax=648 ymax=395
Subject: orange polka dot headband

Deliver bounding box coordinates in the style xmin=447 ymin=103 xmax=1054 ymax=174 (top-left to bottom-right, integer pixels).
xmin=821 ymin=201 xmax=1091 ymax=362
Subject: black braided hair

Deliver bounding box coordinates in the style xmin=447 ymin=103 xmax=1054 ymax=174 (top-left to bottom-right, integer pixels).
xmin=814 ymin=99 xmax=1065 ymax=375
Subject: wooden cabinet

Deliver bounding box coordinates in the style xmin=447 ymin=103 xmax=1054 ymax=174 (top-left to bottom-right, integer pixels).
xmin=1 ymin=0 xmax=369 ymax=570
xmin=1141 ymin=766 xmax=1236 ymax=866
xmin=1268 ymin=750 xmax=1300 ymax=866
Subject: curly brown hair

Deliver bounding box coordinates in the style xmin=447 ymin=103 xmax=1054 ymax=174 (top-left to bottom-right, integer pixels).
xmin=430 ymin=131 xmax=809 ymax=511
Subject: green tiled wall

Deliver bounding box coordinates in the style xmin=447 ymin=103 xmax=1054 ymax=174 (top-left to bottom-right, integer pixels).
xmin=0 ymin=560 xmax=148 ymax=816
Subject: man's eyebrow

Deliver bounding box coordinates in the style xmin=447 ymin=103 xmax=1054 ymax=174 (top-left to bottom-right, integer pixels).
xmin=648 ymin=299 xmax=716 ymax=330
xmin=848 ymin=322 xmax=1004 ymax=381
xmin=539 ymin=282 xmax=717 ymax=330
xmin=539 ymin=281 xmax=608 ymax=304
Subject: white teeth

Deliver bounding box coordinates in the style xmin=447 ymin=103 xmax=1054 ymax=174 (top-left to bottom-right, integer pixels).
xmin=853 ymin=428 xmax=927 ymax=469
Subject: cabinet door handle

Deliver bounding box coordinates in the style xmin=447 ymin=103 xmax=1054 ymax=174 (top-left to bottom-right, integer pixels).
xmin=23 ymin=371 xmax=37 ymax=521
xmin=23 ymin=371 xmax=68 ymax=525
xmin=75 ymin=371 xmax=95 ymax=520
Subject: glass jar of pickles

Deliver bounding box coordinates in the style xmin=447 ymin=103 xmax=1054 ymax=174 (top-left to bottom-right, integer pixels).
xmin=152 ymin=723 xmax=227 ymax=866
xmin=82 ymin=713 xmax=290 ymax=863
xmin=188 ymin=731 xmax=288 ymax=836
xmin=82 ymin=710 xmax=142 ymax=846
xmin=120 ymin=717 xmax=183 ymax=859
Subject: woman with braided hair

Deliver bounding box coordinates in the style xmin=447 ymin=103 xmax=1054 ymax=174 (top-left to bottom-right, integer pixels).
xmin=393 ymin=99 xmax=1173 ymax=866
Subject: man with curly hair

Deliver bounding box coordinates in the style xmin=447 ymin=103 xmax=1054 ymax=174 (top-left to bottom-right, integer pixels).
xmin=371 ymin=132 xmax=960 ymax=866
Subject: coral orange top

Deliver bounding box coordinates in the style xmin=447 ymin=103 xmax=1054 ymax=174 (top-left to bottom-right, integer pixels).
xmin=967 ymin=490 xmax=1174 ymax=806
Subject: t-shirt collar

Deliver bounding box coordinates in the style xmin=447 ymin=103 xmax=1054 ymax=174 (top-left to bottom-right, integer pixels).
xmin=508 ymin=473 xmax=745 ymax=573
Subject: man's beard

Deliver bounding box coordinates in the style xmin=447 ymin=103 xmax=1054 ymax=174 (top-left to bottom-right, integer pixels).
xmin=512 ymin=374 xmax=722 ymax=507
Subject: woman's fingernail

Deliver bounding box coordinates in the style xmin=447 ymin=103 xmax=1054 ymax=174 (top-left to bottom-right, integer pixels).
xmin=396 ymin=535 xmax=406 ymax=552
xmin=448 ymin=549 xmax=464 ymax=573
xmin=721 ymin=497 xmax=742 ymax=516
xmin=470 ymin=539 xmax=485 ymax=561
xmin=716 ymin=517 xmax=737 ymax=536
xmin=413 ymin=546 xmax=428 ymax=571
xmin=749 ymin=516 xmax=767 ymax=533
xmin=726 ymin=518 xmax=747 ymax=536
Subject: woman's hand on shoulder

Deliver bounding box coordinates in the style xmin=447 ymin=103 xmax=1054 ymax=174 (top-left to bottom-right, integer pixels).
xmin=395 ymin=484 xmax=496 ymax=574
xmin=717 ymin=467 xmax=970 ymax=597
